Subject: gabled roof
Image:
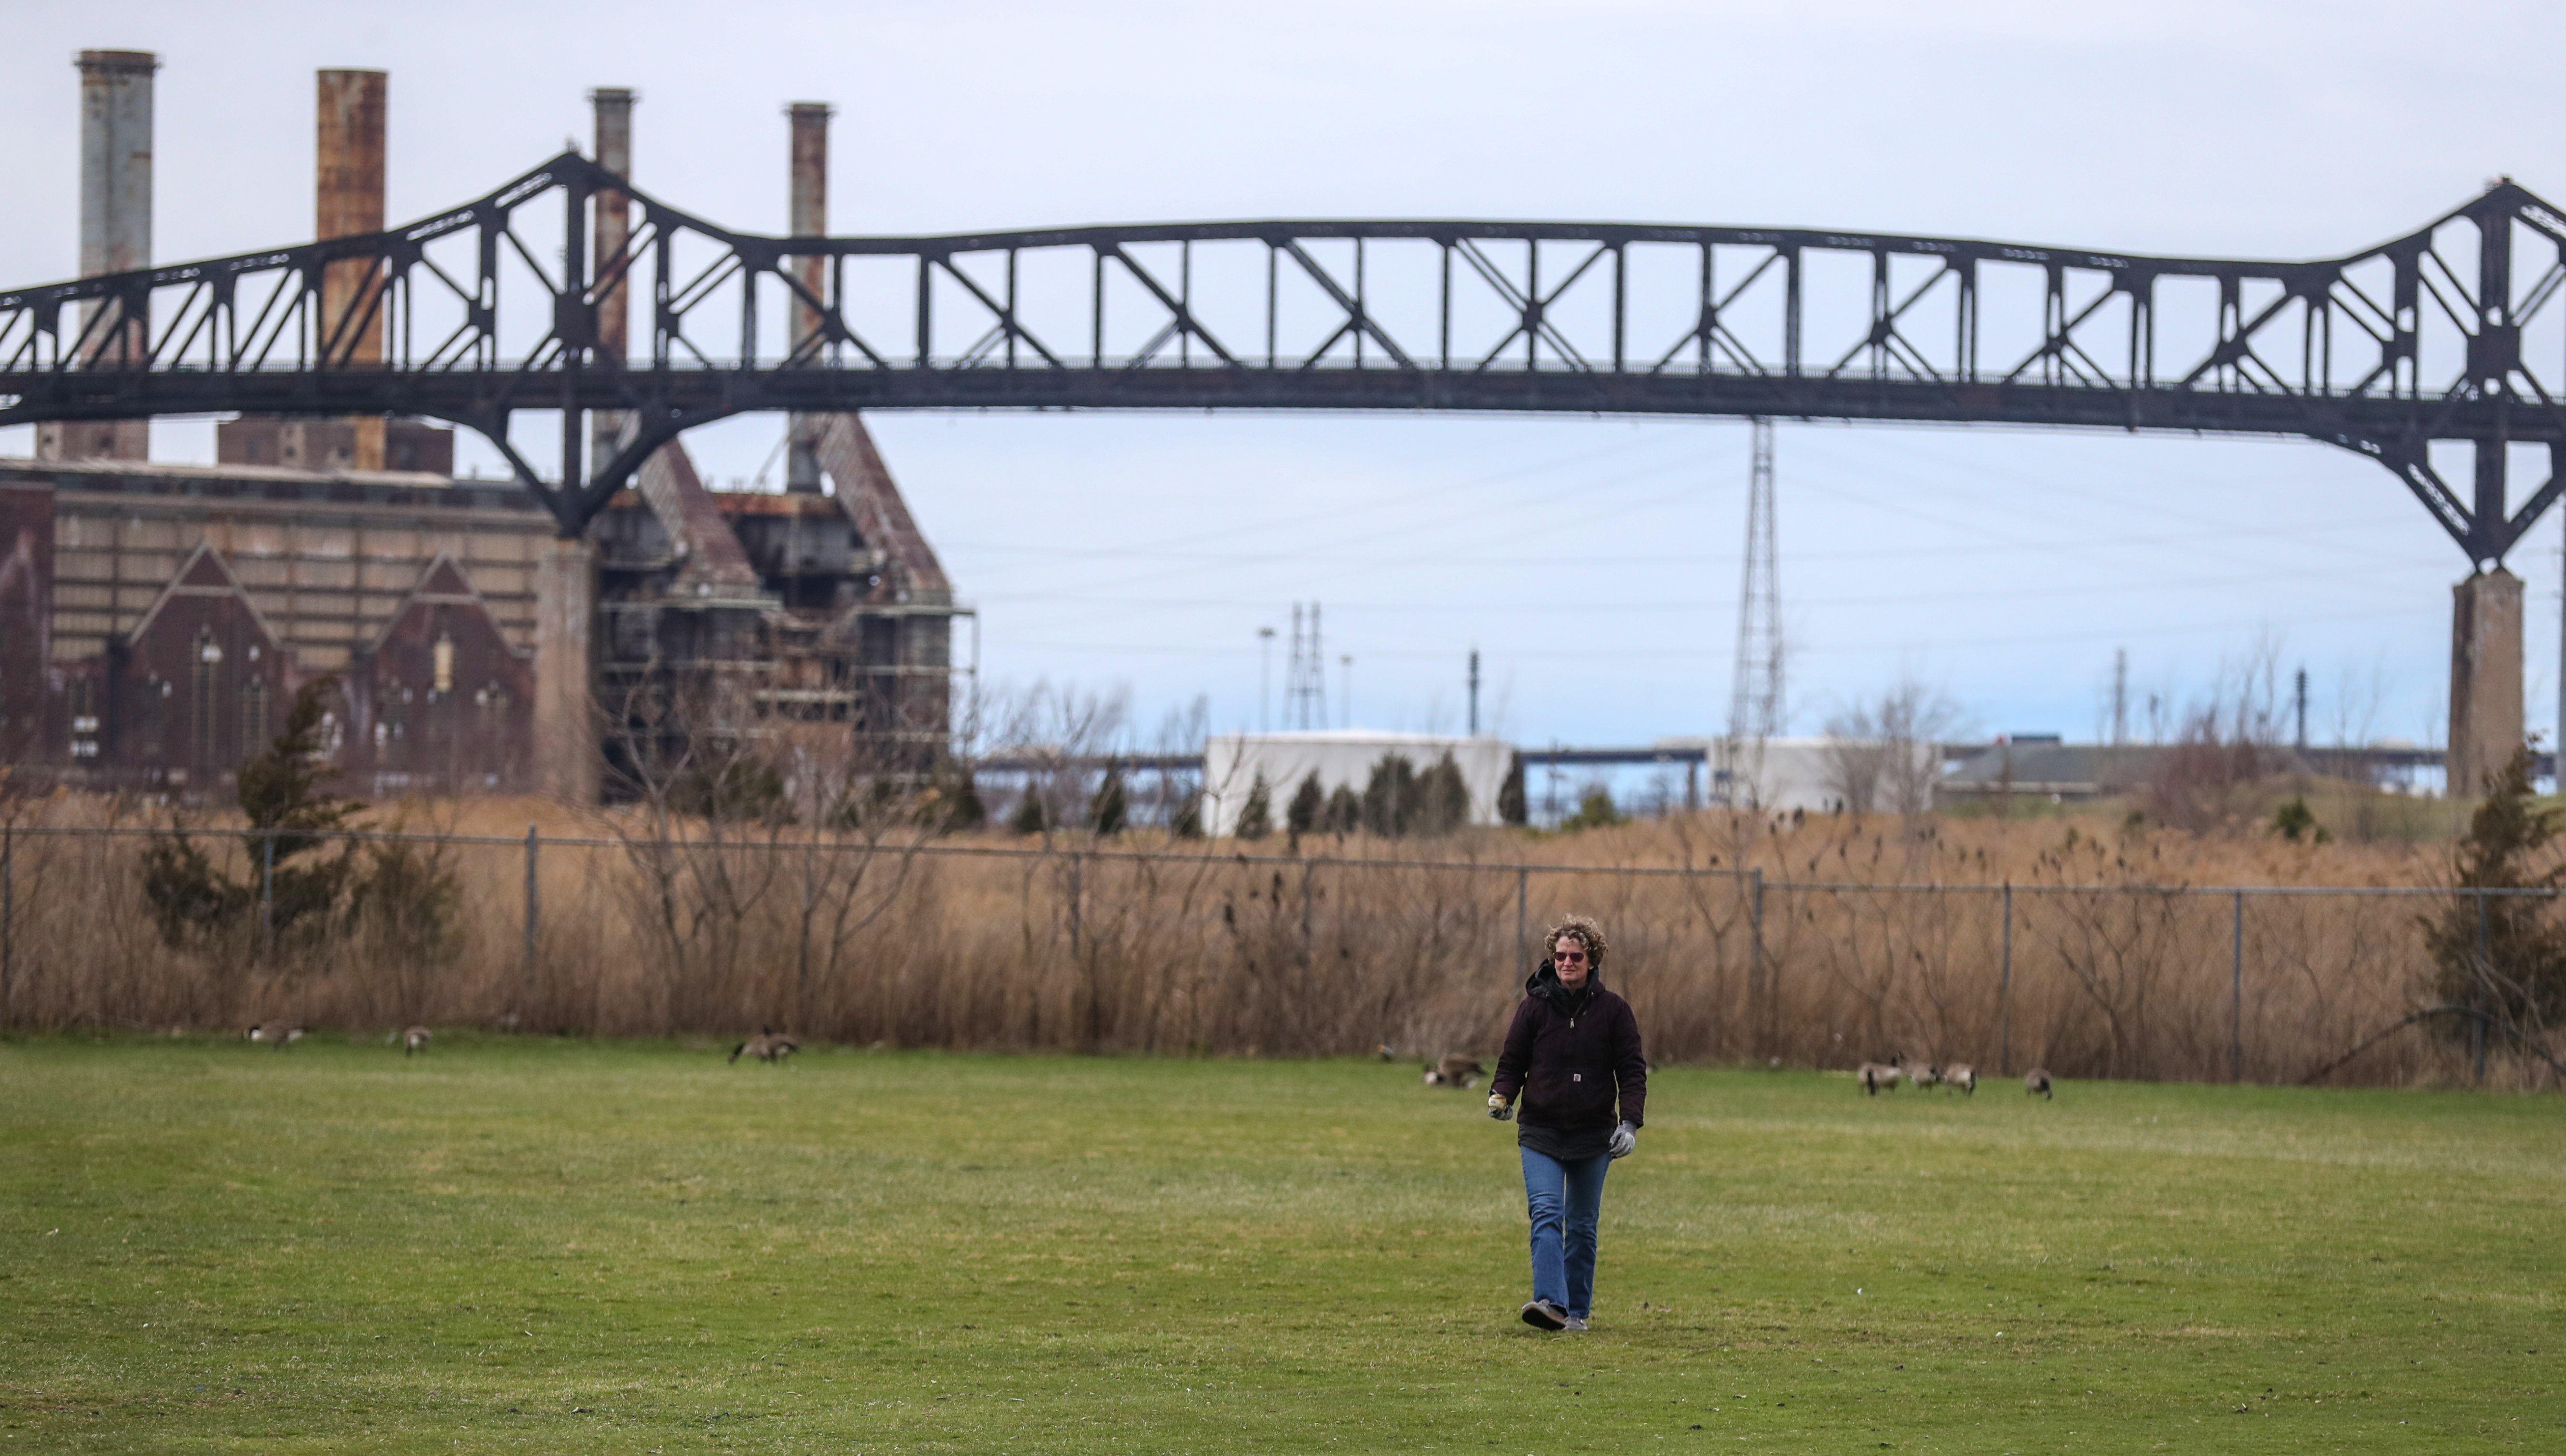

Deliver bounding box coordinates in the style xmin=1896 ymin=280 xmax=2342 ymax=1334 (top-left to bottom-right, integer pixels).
xmin=364 ymin=551 xmax=529 ymax=660
xmin=124 ymin=541 xmax=287 ymax=650
xmin=634 ymin=438 xmax=761 ymax=590
xmin=816 ymin=414 xmax=951 ymax=599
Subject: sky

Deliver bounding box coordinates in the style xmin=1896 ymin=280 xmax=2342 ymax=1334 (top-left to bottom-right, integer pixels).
xmin=5 ymin=0 xmax=2565 ymax=755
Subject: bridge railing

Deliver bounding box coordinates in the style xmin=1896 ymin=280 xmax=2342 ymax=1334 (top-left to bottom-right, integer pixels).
xmin=5 ymin=154 xmax=2564 ymax=553
xmin=5 ymin=152 xmax=2557 ymax=407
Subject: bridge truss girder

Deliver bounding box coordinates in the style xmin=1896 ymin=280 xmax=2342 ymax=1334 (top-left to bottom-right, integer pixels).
xmin=4 ymin=152 xmax=2565 ymax=560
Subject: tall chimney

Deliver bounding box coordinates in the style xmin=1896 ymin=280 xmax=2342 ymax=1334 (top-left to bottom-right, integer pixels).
xmin=589 ymin=88 xmax=636 ymax=468
xmin=37 ymin=49 xmax=157 ymax=462
xmin=317 ymin=69 xmax=387 ymax=471
xmin=784 ymin=102 xmax=832 ymax=494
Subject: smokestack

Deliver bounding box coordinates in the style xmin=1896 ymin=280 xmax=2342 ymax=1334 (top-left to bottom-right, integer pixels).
xmin=785 ymin=102 xmax=833 ymax=494
xmin=589 ymin=88 xmax=635 ymax=468
xmin=317 ymin=69 xmax=387 ymax=471
xmin=38 ymin=49 xmax=157 ymax=462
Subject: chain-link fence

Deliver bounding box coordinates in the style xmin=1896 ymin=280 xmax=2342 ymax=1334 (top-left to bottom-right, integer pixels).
xmin=0 ymin=820 xmax=2548 ymax=1088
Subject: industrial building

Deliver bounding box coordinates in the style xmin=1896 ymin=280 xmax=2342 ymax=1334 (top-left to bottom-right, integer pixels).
xmin=1201 ymin=732 xmax=1515 ymax=836
xmin=0 ymin=54 xmax=962 ymax=801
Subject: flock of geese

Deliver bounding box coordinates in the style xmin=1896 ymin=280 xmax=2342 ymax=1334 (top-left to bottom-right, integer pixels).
xmin=238 ymin=1021 xmax=799 ymax=1065
xmin=241 ymin=1029 xmax=2050 ymax=1099
xmin=1857 ymin=1055 xmax=2054 ymax=1099
xmin=1410 ymin=1048 xmax=2057 ymax=1101
xmin=246 ymin=1022 xmax=433 ymax=1054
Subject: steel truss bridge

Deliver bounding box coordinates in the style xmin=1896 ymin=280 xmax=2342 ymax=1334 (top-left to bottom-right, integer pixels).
xmin=5 ymin=150 xmax=2566 ymax=558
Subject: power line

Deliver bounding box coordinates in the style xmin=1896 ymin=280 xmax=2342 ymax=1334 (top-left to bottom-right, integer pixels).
xmin=1001 ymin=600 xmax=2434 ymax=661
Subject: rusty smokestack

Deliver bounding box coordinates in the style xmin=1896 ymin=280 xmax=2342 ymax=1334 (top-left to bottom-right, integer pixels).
xmin=38 ymin=49 xmax=158 ymax=462
xmin=785 ymin=101 xmax=833 ymax=494
xmin=318 ymin=69 xmax=388 ymax=471
xmin=589 ymin=88 xmax=636 ymax=467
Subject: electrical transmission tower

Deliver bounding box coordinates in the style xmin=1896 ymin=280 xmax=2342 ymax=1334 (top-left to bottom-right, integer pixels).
xmin=1727 ymin=420 xmax=1784 ymax=762
xmin=1284 ymin=602 xmax=1329 ymax=730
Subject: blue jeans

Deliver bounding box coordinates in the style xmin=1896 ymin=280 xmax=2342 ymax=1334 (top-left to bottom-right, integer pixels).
xmin=1520 ymin=1145 xmax=1610 ymax=1318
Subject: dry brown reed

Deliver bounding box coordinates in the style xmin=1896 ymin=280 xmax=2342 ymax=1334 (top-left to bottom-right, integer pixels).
xmin=0 ymin=791 xmax=2549 ymax=1089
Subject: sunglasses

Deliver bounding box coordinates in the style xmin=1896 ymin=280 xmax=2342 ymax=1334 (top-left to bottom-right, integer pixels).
xmin=1554 ymin=949 xmax=1589 ymax=962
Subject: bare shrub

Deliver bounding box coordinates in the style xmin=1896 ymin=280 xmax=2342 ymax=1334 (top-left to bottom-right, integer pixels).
xmin=7 ymin=779 xmax=2552 ymax=1087
xmin=2140 ymin=641 xmax=2291 ymax=832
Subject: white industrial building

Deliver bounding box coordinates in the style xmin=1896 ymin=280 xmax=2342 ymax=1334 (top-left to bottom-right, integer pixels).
xmin=1595 ymin=736 xmax=1939 ymax=815
xmin=1711 ymin=736 xmax=1941 ymax=814
xmin=1202 ymin=731 xmax=1515 ymax=837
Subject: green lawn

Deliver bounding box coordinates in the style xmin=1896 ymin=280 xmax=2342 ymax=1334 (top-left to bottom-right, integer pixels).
xmin=0 ymin=1038 xmax=2558 ymax=1453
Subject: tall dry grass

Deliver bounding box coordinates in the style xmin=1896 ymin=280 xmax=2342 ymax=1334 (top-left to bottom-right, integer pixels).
xmin=0 ymin=791 xmax=2546 ymax=1089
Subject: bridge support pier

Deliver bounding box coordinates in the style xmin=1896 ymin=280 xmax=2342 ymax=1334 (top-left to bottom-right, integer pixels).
xmin=534 ymin=537 xmax=600 ymax=805
xmin=2448 ymin=567 xmax=2523 ymax=800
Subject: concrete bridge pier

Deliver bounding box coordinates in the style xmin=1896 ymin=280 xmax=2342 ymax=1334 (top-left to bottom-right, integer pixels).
xmin=534 ymin=537 xmax=600 ymax=805
xmin=2448 ymin=566 xmax=2524 ymax=800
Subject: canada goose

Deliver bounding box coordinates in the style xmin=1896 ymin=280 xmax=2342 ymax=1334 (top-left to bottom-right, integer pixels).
xmin=1856 ymin=1061 xmax=1900 ymax=1095
xmin=246 ymin=1021 xmax=303 ymax=1048
xmin=1943 ymin=1062 xmax=1976 ymax=1095
xmin=1900 ymin=1057 xmax=1942 ymax=1091
xmin=1422 ymin=1054 xmax=1487 ymax=1088
xmin=730 ymin=1029 xmax=799 ymax=1065
xmin=2024 ymin=1067 xmax=2053 ymax=1099
xmin=402 ymin=1026 xmax=431 ymax=1057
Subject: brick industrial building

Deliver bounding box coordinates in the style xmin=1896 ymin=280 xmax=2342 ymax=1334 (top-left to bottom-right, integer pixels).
xmin=0 ymin=56 xmax=962 ymax=802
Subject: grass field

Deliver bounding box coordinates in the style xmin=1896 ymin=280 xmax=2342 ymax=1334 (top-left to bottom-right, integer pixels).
xmin=1 ymin=1039 xmax=2558 ymax=1453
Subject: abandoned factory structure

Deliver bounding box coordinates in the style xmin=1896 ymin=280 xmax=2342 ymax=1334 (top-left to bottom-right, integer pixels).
xmin=0 ymin=55 xmax=963 ymax=801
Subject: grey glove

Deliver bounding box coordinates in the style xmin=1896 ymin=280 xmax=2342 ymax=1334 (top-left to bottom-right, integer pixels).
xmin=1487 ymin=1094 xmax=1514 ymax=1122
xmin=1608 ymin=1121 xmax=1638 ymax=1159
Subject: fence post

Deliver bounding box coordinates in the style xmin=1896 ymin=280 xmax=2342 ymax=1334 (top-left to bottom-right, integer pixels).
xmin=522 ymin=825 xmax=539 ymax=992
xmin=1748 ymin=868 xmax=1766 ymax=1058
xmin=1515 ymin=866 xmax=1528 ymax=974
xmin=1998 ymin=881 xmax=2012 ymax=1076
xmin=2474 ymin=887 xmax=2489 ymax=1086
xmin=260 ymin=832 xmax=276 ymax=946
xmin=798 ymin=833 xmax=816 ymax=1017
xmin=1299 ymin=858 xmax=1314 ymax=975
xmin=1068 ymin=850 xmax=1083 ymax=965
xmin=1 ymin=822 xmax=13 ymax=1019
xmin=2230 ymin=889 xmax=2244 ymax=1083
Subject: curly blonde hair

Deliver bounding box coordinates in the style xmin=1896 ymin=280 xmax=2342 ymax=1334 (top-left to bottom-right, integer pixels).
xmin=1546 ymin=914 xmax=1607 ymax=971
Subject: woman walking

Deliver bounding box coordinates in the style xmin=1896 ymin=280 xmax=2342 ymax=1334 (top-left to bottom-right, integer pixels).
xmin=1486 ymin=915 xmax=1647 ymax=1331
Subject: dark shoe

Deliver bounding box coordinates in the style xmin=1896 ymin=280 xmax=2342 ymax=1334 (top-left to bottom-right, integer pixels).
xmin=1520 ymin=1299 xmax=1568 ymax=1331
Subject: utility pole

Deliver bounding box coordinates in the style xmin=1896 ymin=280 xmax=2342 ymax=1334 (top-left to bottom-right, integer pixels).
xmin=1257 ymin=625 xmax=1276 ymax=733
xmin=1726 ymin=419 xmax=1783 ymax=802
xmin=1468 ymin=648 xmax=1482 ymax=736
xmin=2111 ymin=648 xmax=2128 ymax=747
xmin=2294 ymin=667 xmax=2309 ymax=753
xmin=1340 ymin=654 xmax=1353 ymax=729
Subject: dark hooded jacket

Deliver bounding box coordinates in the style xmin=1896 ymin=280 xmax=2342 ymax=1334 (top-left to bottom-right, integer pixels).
xmin=1489 ymin=960 xmax=1647 ymax=1162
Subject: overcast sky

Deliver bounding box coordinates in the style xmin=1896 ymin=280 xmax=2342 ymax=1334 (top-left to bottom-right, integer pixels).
xmin=6 ymin=0 xmax=2564 ymax=754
